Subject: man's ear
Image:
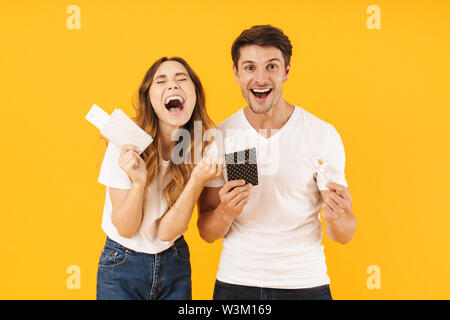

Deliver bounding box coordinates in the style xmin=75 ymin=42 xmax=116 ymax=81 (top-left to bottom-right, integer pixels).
xmin=233 ymin=64 xmax=240 ymax=84
xmin=284 ymin=64 xmax=291 ymax=82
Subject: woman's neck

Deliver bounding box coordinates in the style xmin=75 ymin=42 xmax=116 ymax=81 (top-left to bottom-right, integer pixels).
xmin=158 ymin=121 xmax=179 ymax=161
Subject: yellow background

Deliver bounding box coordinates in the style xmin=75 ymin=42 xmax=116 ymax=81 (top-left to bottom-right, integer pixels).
xmin=1 ymin=0 xmax=449 ymax=299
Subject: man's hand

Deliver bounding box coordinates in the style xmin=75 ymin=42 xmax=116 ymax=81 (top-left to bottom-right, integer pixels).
xmin=216 ymin=180 xmax=253 ymax=221
xmin=320 ymin=182 xmax=356 ymax=244
xmin=321 ymin=182 xmax=353 ymax=224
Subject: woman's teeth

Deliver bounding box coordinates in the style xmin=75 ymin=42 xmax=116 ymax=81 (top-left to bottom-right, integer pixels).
xmin=164 ymin=95 xmax=185 ymax=113
xmin=164 ymin=95 xmax=184 ymax=105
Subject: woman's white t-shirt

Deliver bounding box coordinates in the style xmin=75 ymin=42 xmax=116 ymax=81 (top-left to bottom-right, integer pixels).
xmin=97 ymin=143 xmax=174 ymax=254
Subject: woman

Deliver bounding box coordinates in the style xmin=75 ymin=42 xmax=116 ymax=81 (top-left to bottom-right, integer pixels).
xmin=96 ymin=57 xmax=222 ymax=300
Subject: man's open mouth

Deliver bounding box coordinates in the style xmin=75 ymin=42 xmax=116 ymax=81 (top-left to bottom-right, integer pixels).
xmin=250 ymin=88 xmax=272 ymax=99
xmin=164 ymin=95 xmax=184 ymax=113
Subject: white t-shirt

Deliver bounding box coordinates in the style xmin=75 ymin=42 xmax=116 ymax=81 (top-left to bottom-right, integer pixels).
xmin=205 ymin=106 xmax=348 ymax=289
xmin=98 ymin=142 xmax=174 ymax=254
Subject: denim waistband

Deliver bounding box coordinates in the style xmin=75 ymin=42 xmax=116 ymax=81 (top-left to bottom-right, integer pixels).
xmin=105 ymin=235 xmax=185 ymax=255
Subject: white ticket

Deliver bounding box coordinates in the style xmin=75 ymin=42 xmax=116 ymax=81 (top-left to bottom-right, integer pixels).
xmin=86 ymin=104 xmax=153 ymax=154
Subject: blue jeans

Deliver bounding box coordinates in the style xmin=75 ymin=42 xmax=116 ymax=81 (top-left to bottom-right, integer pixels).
xmin=213 ymin=280 xmax=332 ymax=300
xmin=96 ymin=236 xmax=191 ymax=300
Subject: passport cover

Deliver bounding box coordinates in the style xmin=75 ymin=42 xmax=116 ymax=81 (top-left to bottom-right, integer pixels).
xmin=225 ymin=147 xmax=258 ymax=186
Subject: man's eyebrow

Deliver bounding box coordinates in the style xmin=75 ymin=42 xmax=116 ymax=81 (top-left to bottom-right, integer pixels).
xmin=240 ymin=58 xmax=281 ymax=65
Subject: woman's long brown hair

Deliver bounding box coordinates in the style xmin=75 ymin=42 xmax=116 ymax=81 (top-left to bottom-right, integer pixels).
xmin=132 ymin=57 xmax=216 ymax=213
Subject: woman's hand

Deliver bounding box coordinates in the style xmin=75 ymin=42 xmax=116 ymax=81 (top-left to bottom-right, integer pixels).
xmin=191 ymin=157 xmax=223 ymax=185
xmin=118 ymin=144 xmax=147 ymax=187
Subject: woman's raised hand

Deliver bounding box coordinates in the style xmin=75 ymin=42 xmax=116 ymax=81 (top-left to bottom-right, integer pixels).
xmin=118 ymin=144 xmax=147 ymax=187
xmin=191 ymin=157 xmax=223 ymax=185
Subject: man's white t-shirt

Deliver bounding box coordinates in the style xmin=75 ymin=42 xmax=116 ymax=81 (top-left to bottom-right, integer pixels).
xmin=97 ymin=142 xmax=174 ymax=254
xmin=205 ymin=106 xmax=348 ymax=289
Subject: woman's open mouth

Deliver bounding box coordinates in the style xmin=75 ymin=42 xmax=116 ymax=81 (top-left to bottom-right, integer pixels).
xmin=250 ymin=88 xmax=272 ymax=101
xmin=164 ymin=95 xmax=185 ymax=115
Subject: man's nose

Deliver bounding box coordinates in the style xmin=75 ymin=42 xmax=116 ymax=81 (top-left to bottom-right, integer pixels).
xmin=253 ymin=69 xmax=269 ymax=85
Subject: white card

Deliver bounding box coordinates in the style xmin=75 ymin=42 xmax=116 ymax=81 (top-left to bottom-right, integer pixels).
xmin=86 ymin=104 xmax=154 ymax=155
xmin=313 ymin=156 xmax=340 ymax=182
xmin=85 ymin=104 xmax=110 ymax=130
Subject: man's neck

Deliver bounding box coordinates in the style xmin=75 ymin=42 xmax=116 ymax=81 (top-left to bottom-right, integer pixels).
xmin=243 ymin=100 xmax=295 ymax=138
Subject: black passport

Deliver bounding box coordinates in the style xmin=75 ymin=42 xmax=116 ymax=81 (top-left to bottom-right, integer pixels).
xmin=225 ymin=147 xmax=259 ymax=186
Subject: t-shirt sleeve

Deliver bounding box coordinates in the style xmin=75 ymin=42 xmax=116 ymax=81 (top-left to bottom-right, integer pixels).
xmin=98 ymin=142 xmax=132 ymax=189
xmin=205 ymin=174 xmax=226 ymax=188
xmin=204 ymin=135 xmax=226 ymax=188
xmin=316 ymin=125 xmax=348 ymax=190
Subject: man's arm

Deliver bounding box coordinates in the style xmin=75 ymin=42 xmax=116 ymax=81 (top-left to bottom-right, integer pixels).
xmin=197 ymin=180 xmax=252 ymax=243
xmin=320 ymin=182 xmax=357 ymax=244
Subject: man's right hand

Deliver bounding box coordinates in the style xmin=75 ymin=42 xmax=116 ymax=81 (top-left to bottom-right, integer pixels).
xmin=216 ymin=180 xmax=252 ymax=221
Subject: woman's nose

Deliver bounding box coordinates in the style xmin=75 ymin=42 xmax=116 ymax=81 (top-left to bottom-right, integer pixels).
xmin=167 ymin=82 xmax=179 ymax=90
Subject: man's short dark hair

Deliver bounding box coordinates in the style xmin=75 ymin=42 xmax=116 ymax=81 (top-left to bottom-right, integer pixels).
xmin=231 ymin=25 xmax=293 ymax=70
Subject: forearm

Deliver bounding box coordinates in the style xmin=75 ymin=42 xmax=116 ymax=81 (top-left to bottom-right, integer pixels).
xmin=157 ymin=176 xmax=205 ymax=242
xmin=111 ymin=184 xmax=145 ymax=238
xmin=325 ymin=213 xmax=357 ymax=244
xmin=197 ymin=207 xmax=234 ymax=243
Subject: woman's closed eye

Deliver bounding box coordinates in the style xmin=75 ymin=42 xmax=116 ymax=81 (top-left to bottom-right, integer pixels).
xmin=157 ymin=78 xmax=186 ymax=84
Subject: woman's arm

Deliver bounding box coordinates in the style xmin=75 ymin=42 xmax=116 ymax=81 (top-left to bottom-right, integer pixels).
xmin=157 ymin=176 xmax=206 ymax=241
xmin=157 ymin=158 xmax=222 ymax=242
xmin=110 ymin=184 xmax=145 ymax=238
xmin=110 ymin=144 xmax=148 ymax=238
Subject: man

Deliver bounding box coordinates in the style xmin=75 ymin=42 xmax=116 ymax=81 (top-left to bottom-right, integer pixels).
xmin=198 ymin=25 xmax=357 ymax=300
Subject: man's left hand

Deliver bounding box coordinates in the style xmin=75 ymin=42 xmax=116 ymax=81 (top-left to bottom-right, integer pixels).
xmin=320 ymin=182 xmax=353 ymax=223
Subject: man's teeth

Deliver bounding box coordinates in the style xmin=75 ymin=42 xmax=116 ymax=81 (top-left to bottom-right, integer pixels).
xmin=252 ymin=88 xmax=271 ymax=93
xmin=165 ymin=95 xmax=184 ymax=104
